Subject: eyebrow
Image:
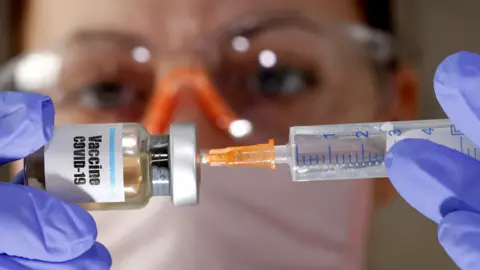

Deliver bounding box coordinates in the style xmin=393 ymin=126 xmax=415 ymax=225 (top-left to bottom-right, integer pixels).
xmin=64 ymin=29 xmax=154 ymax=50
xmin=221 ymin=13 xmax=325 ymax=39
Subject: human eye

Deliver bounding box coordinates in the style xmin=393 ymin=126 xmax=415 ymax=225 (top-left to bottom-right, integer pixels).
xmin=243 ymin=52 xmax=319 ymax=96
xmin=208 ymin=23 xmax=331 ymax=104
xmin=57 ymin=38 xmax=155 ymax=112
xmin=74 ymin=80 xmax=150 ymax=108
xmin=210 ymin=45 xmax=323 ymax=108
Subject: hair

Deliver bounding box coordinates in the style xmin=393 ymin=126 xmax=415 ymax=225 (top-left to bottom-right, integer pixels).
xmin=5 ymin=0 xmax=24 ymax=57
xmin=3 ymin=0 xmax=393 ymax=57
xmin=361 ymin=0 xmax=393 ymax=33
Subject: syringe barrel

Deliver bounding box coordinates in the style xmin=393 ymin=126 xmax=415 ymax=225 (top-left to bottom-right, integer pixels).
xmin=289 ymin=119 xmax=474 ymax=182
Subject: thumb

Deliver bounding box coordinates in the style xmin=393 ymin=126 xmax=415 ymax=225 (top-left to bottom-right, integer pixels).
xmin=439 ymin=211 xmax=480 ymax=270
xmin=0 ymin=182 xmax=97 ymax=262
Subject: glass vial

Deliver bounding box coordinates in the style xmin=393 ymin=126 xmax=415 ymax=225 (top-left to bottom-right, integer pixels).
xmin=24 ymin=123 xmax=200 ymax=211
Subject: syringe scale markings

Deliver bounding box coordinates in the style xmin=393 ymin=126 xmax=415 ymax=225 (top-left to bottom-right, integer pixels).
xmin=296 ymin=149 xmax=387 ymax=170
xmin=328 ymin=145 xmax=332 ymax=164
xmin=295 ymin=144 xmax=299 ymax=166
xmin=361 ymin=143 xmax=365 ymax=162
xmin=450 ymin=125 xmax=464 ymax=136
xmin=204 ymin=119 xmax=480 ymax=181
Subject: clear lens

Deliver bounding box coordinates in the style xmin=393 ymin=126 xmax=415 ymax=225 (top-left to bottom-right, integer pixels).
xmin=0 ymin=34 xmax=156 ymax=123
xmin=0 ymin=19 xmax=394 ymax=142
xmin=207 ymin=22 xmax=393 ymax=143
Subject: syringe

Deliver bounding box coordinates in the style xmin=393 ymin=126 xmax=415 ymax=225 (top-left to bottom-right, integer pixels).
xmin=202 ymin=119 xmax=476 ymax=182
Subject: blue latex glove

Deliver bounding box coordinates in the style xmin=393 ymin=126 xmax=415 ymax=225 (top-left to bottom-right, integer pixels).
xmin=386 ymin=51 xmax=480 ymax=270
xmin=0 ymin=91 xmax=111 ymax=269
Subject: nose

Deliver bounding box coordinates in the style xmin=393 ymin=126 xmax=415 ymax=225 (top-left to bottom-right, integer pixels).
xmin=141 ymin=54 xmax=202 ymax=135
xmin=171 ymin=81 xmax=228 ymax=147
xmin=142 ymin=67 xmax=243 ymax=146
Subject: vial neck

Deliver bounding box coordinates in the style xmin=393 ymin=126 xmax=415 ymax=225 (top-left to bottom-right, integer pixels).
xmin=150 ymin=135 xmax=171 ymax=197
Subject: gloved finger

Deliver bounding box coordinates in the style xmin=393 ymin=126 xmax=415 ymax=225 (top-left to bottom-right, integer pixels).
xmin=385 ymin=139 xmax=480 ymax=224
xmin=0 ymin=182 xmax=97 ymax=262
xmin=0 ymin=91 xmax=54 ymax=165
xmin=438 ymin=211 xmax=480 ymax=270
xmin=0 ymin=242 xmax=111 ymax=270
xmin=434 ymin=51 xmax=480 ymax=146
xmin=10 ymin=170 xmax=24 ymax=185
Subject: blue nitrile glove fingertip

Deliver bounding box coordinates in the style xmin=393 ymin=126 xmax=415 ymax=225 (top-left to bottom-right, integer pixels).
xmin=0 ymin=183 xmax=98 ymax=262
xmin=427 ymin=52 xmax=480 ymax=270
xmin=80 ymin=242 xmax=112 ymax=269
xmin=385 ymin=139 xmax=442 ymax=220
xmin=384 ymin=151 xmax=393 ymax=169
xmin=10 ymin=170 xmax=24 ymax=185
xmin=0 ymin=92 xmax=55 ymax=164
xmin=434 ymin=51 xmax=480 ymax=146
xmin=439 ymin=211 xmax=480 ymax=270
xmin=386 ymin=139 xmax=480 ymax=224
xmin=0 ymin=242 xmax=112 ymax=270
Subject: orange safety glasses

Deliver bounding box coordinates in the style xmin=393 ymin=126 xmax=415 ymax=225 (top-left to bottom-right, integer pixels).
xmin=142 ymin=68 xmax=276 ymax=169
xmin=142 ymin=68 xmax=247 ymax=136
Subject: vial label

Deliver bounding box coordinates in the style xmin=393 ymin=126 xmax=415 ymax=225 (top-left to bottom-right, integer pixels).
xmin=44 ymin=124 xmax=125 ymax=203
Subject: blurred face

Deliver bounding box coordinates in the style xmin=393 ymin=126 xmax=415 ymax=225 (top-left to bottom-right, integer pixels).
xmin=16 ymin=0 xmax=410 ymax=148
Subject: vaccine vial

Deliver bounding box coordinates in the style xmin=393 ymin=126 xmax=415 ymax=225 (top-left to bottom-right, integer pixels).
xmin=24 ymin=123 xmax=200 ymax=211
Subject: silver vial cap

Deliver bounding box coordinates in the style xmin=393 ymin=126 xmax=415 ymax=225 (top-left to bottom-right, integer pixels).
xmin=169 ymin=123 xmax=200 ymax=206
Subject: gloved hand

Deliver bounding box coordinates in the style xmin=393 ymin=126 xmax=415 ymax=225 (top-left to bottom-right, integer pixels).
xmin=386 ymin=51 xmax=480 ymax=270
xmin=0 ymin=91 xmax=111 ymax=269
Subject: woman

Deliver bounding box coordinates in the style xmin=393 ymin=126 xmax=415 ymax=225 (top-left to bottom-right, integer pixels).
xmin=0 ymin=0 xmax=416 ymax=269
